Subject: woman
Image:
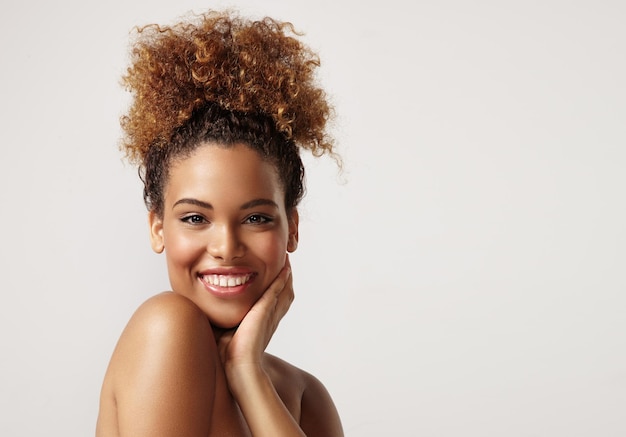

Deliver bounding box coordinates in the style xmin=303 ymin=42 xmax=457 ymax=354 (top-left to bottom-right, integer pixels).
xmin=96 ymin=9 xmax=343 ymax=437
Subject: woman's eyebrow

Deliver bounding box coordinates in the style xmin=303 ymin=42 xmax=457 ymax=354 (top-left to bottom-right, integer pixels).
xmin=172 ymin=198 xmax=213 ymax=209
xmin=172 ymin=198 xmax=278 ymax=210
xmin=240 ymin=198 xmax=279 ymax=210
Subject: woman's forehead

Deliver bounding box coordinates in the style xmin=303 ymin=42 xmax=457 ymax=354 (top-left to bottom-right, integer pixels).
xmin=166 ymin=143 xmax=284 ymax=203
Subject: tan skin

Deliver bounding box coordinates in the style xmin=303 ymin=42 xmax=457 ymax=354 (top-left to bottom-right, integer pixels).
xmin=96 ymin=143 xmax=343 ymax=436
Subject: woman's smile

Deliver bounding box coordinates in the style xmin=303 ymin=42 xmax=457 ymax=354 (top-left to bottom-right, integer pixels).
xmin=198 ymin=270 xmax=257 ymax=298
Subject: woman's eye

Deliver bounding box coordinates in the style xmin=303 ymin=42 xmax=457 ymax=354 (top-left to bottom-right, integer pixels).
xmin=245 ymin=214 xmax=272 ymax=225
xmin=182 ymin=214 xmax=206 ymax=224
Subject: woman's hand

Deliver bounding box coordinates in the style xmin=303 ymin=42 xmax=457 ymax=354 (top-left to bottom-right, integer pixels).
xmin=213 ymin=256 xmax=294 ymax=377
xmin=211 ymin=258 xmax=311 ymax=436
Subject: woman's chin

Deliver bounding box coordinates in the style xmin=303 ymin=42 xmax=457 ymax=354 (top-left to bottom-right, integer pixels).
xmin=208 ymin=311 xmax=247 ymax=330
xmin=211 ymin=320 xmax=241 ymax=330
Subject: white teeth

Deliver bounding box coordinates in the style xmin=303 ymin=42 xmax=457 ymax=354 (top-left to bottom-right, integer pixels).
xmin=204 ymin=274 xmax=252 ymax=287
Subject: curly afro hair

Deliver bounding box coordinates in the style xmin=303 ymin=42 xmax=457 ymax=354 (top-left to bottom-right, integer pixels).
xmin=119 ymin=9 xmax=336 ymax=215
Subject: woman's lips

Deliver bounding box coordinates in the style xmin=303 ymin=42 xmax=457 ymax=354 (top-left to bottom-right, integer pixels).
xmin=198 ymin=271 xmax=256 ymax=297
xmin=203 ymin=273 xmax=253 ymax=287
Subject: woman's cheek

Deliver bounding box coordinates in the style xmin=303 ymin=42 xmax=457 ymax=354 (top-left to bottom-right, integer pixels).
xmin=255 ymin=233 xmax=288 ymax=270
xmin=166 ymin=231 xmax=204 ymax=265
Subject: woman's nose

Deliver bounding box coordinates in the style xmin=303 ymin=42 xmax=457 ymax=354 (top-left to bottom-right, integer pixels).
xmin=207 ymin=224 xmax=244 ymax=261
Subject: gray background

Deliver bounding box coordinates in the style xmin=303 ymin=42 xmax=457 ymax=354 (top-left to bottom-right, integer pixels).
xmin=1 ymin=0 xmax=624 ymax=435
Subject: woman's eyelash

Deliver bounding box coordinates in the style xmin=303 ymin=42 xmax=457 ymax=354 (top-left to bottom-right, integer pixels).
xmin=181 ymin=214 xmax=206 ymax=224
xmin=181 ymin=214 xmax=272 ymax=225
xmin=245 ymin=214 xmax=273 ymax=224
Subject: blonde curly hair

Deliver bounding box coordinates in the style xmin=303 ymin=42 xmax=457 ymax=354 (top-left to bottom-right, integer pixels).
xmin=119 ymin=10 xmax=336 ymax=215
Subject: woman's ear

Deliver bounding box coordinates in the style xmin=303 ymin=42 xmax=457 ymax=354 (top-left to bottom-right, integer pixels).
xmin=287 ymin=209 xmax=299 ymax=253
xmin=148 ymin=210 xmax=165 ymax=254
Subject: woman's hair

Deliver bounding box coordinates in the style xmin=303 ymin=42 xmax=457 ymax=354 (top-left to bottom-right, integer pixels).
xmin=120 ymin=9 xmax=336 ymax=216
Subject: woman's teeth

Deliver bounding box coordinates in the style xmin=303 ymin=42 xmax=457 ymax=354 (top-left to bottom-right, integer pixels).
xmin=203 ymin=274 xmax=252 ymax=287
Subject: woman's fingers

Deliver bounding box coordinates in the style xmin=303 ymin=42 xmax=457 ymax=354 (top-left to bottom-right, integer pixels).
xmin=252 ymin=259 xmax=292 ymax=316
xmin=215 ymin=257 xmax=295 ymax=368
xmin=244 ymin=262 xmax=293 ymax=342
xmin=267 ymin=263 xmax=294 ymax=333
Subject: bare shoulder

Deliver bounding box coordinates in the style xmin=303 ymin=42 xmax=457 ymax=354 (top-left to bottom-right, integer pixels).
xmin=107 ymin=291 xmax=217 ymax=394
xmin=99 ymin=292 xmax=220 ymax=436
xmin=264 ymin=354 xmax=344 ymax=437
xmin=127 ymin=291 xmax=209 ymax=331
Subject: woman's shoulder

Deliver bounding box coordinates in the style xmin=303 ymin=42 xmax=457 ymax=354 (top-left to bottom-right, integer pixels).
xmin=263 ymin=353 xmax=307 ymax=395
xmin=264 ymin=353 xmax=344 ymax=436
xmin=99 ymin=292 xmax=228 ymax=436
xmin=130 ymin=291 xmax=208 ymax=327
xmin=106 ymin=292 xmax=215 ymax=385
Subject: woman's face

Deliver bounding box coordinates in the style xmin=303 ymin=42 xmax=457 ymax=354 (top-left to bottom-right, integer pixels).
xmin=148 ymin=143 xmax=299 ymax=328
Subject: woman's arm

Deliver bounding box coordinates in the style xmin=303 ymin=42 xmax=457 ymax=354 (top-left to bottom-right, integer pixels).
xmin=213 ymin=260 xmax=317 ymax=436
xmin=214 ymin=260 xmax=343 ymax=436
xmin=214 ymin=262 xmax=304 ymax=436
xmin=226 ymin=365 xmax=344 ymax=437
xmin=227 ymin=364 xmax=305 ymax=437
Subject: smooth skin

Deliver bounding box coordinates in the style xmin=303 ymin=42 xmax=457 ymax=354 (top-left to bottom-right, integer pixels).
xmin=96 ymin=143 xmax=343 ymax=436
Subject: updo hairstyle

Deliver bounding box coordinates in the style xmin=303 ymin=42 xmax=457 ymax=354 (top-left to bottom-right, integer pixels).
xmin=119 ymin=10 xmax=335 ymax=216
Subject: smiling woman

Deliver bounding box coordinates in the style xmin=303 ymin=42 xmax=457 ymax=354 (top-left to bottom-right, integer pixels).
xmin=96 ymin=9 xmax=343 ymax=437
